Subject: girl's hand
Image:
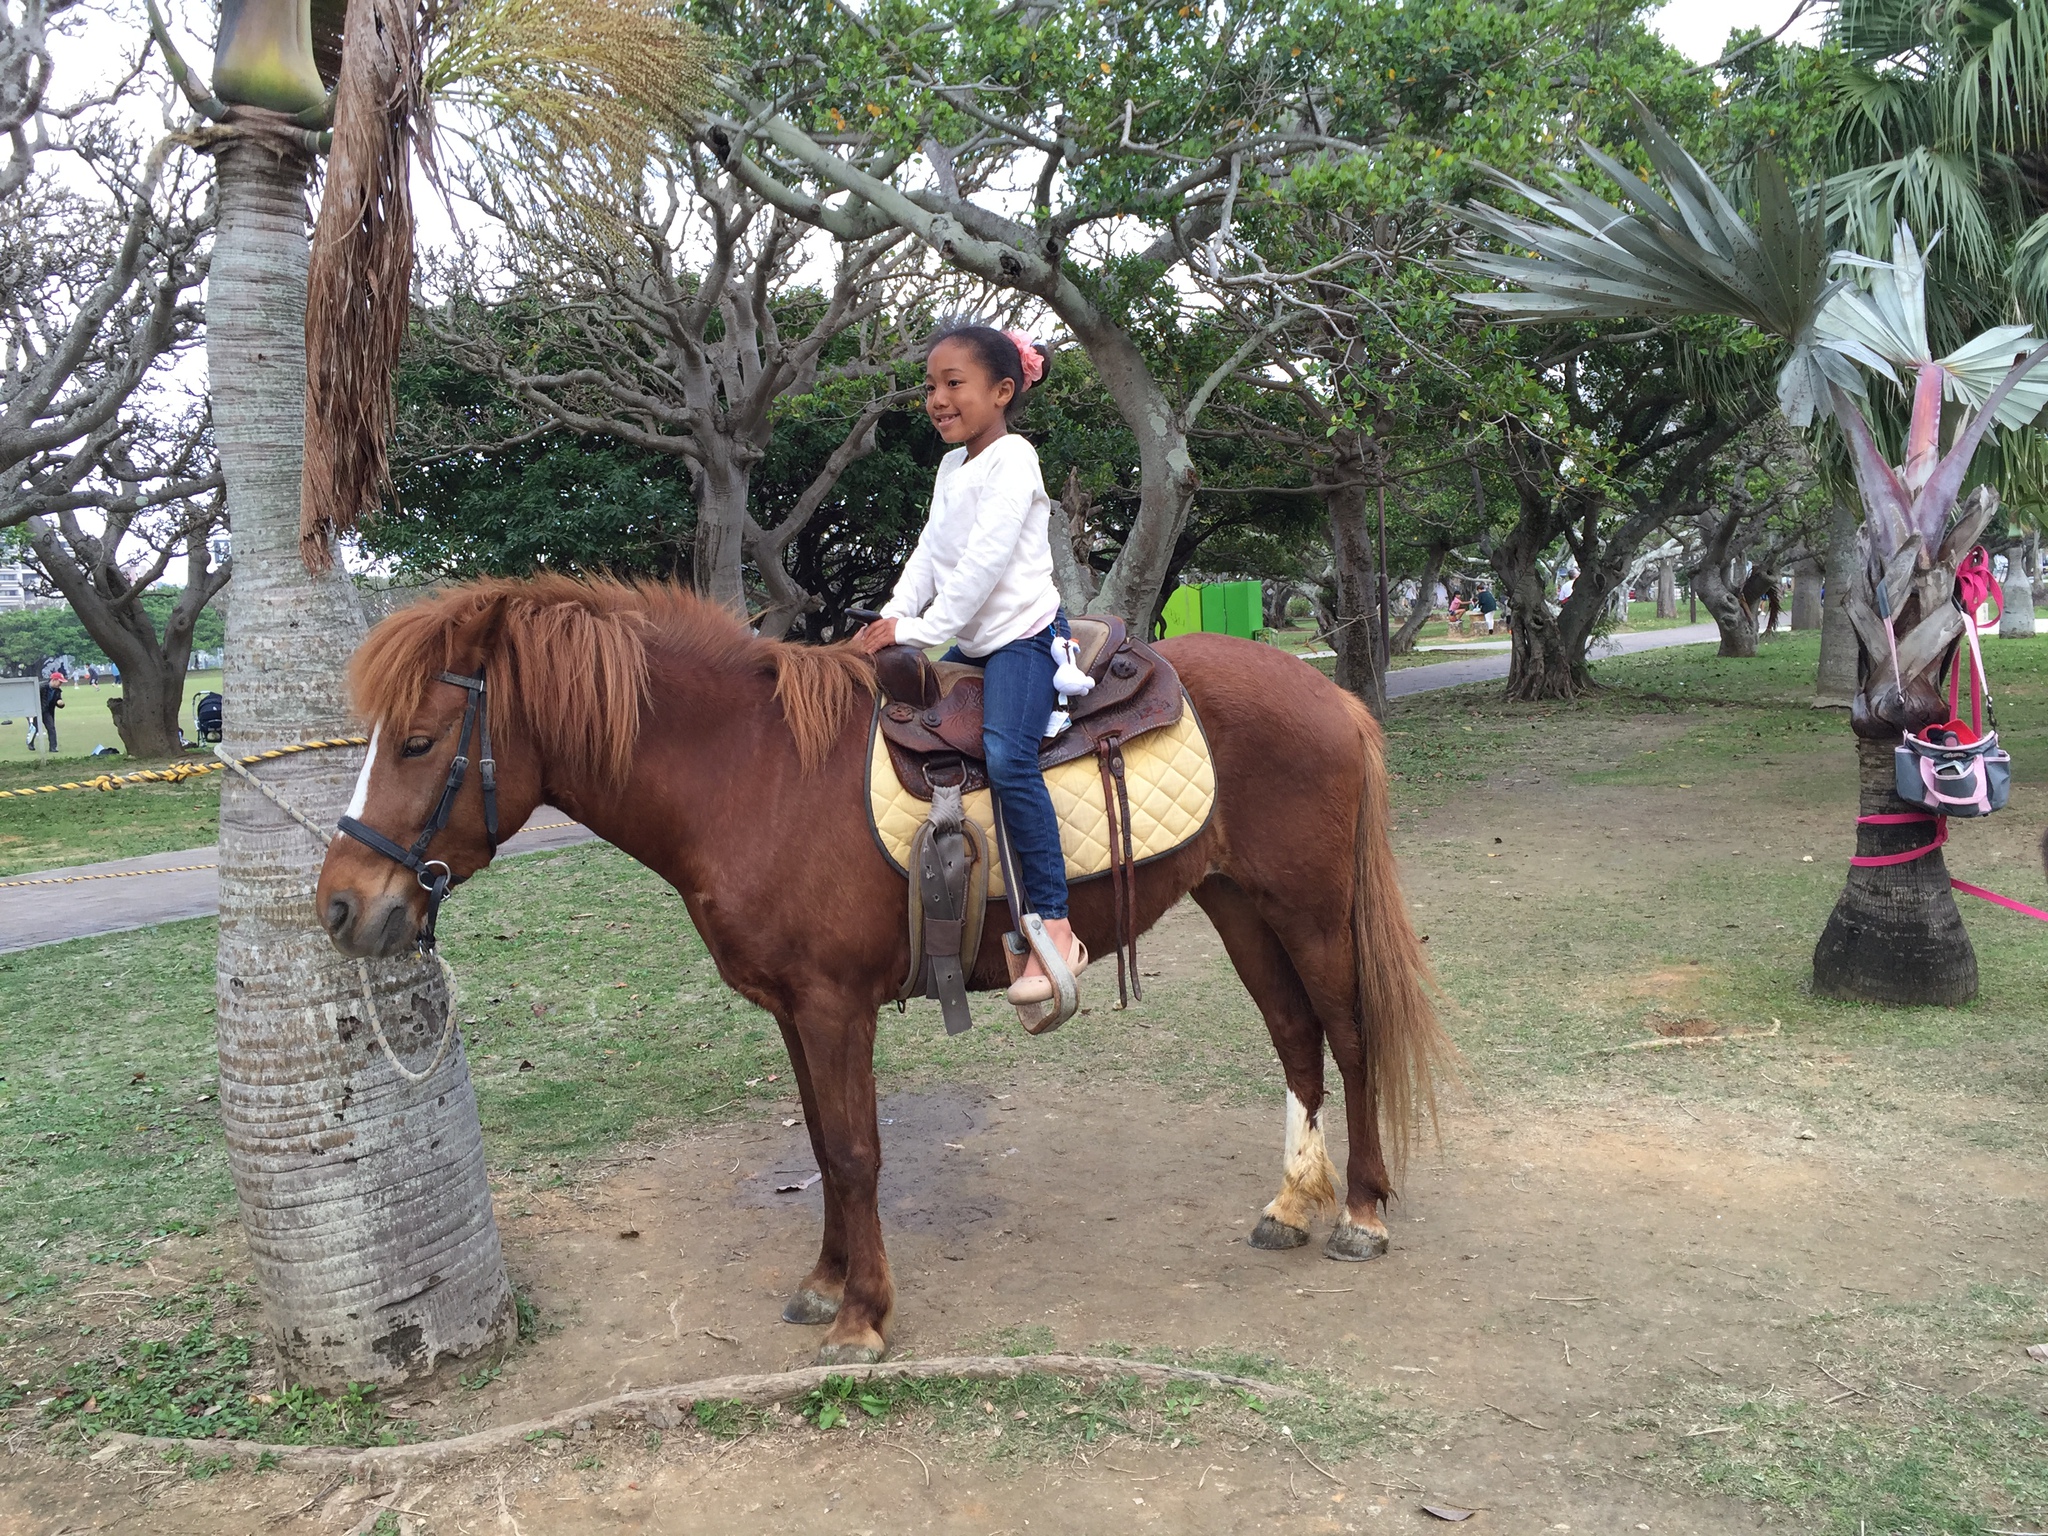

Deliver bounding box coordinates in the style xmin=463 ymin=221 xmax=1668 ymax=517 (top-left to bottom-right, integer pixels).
xmin=852 ymin=617 xmax=900 ymax=654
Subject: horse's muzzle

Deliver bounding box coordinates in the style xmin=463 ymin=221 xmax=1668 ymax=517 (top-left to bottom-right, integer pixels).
xmin=321 ymin=886 xmax=419 ymax=959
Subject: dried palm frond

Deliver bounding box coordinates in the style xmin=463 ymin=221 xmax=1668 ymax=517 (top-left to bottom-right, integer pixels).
xmin=429 ymin=0 xmax=713 ymax=205
xmin=297 ymin=0 xmax=715 ymax=569
xmin=301 ymin=0 xmax=427 ymax=570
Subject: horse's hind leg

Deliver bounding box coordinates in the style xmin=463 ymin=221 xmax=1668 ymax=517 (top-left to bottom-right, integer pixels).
xmin=1192 ymin=877 xmax=1339 ymax=1249
xmin=774 ymin=1017 xmax=846 ymax=1326
xmin=1259 ymin=914 xmax=1394 ymax=1261
xmin=1319 ymin=994 xmax=1393 ymax=1260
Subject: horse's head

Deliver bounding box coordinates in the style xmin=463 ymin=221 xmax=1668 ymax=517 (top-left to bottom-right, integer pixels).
xmin=315 ymin=573 xmax=858 ymax=956
xmin=317 ymin=579 xmax=656 ymax=956
xmin=317 ymin=631 xmax=526 ymax=958
xmin=316 ymin=585 xmax=558 ymax=959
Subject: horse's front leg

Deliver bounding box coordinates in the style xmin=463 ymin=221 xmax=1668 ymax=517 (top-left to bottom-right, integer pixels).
xmin=774 ymin=1016 xmax=849 ymax=1326
xmin=784 ymin=1002 xmax=893 ymax=1364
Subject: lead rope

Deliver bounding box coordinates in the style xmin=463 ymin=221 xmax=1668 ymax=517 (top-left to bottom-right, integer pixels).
xmin=1849 ymin=815 xmax=2048 ymax=921
xmin=213 ymin=744 xmax=336 ymax=843
xmin=337 ymin=953 xmax=462 ymax=1084
xmin=222 ymin=740 xmax=460 ymax=1084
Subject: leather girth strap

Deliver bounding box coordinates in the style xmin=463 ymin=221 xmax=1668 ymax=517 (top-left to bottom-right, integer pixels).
xmin=1096 ymin=734 xmax=1141 ymax=1006
xmin=897 ymin=778 xmax=989 ymax=1035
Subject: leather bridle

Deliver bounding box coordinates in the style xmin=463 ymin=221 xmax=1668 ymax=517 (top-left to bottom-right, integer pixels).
xmin=336 ymin=669 xmax=500 ymax=951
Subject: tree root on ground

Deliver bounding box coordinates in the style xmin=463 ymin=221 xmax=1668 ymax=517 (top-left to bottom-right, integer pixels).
xmin=88 ymin=1353 xmax=1307 ymax=1474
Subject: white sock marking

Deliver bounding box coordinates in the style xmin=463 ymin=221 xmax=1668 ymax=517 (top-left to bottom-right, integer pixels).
xmin=1284 ymin=1089 xmax=1310 ymax=1170
xmin=344 ymin=725 xmax=379 ymax=821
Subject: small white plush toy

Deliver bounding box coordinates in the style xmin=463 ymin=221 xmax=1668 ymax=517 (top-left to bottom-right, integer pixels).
xmin=1050 ymin=635 xmax=1095 ymax=697
xmin=1044 ymin=634 xmax=1096 ymax=737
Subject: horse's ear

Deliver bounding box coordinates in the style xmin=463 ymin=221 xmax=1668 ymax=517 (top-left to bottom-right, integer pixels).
xmin=452 ymin=590 xmax=512 ymax=676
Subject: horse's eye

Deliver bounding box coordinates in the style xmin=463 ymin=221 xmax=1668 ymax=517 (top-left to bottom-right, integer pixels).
xmin=401 ymin=736 xmax=433 ymax=758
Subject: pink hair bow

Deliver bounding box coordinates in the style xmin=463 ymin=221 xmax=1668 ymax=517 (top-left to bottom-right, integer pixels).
xmin=1002 ymin=329 xmax=1046 ymax=387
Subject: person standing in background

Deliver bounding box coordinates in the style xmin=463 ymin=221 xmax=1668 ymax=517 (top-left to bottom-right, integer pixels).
xmin=37 ymin=673 xmax=62 ymax=753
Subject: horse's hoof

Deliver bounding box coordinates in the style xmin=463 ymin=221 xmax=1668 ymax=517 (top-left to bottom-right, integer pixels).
xmin=1249 ymin=1215 xmax=1311 ymax=1250
xmin=815 ymin=1341 xmax=884 ymax=1366
xmin=1324 ymin=1222 xmax=1389 ymax=1262
xmin=781 ymin=1288 xmax=841 ymax=1325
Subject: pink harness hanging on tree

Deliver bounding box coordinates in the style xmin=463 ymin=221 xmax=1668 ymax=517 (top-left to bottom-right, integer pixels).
xmin=1855 ymin=546 xmax=2046 ymax=922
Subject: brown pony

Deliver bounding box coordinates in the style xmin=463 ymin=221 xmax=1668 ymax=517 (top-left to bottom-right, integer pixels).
xmin=315 ymin=576 xmax=1447 ymax=1364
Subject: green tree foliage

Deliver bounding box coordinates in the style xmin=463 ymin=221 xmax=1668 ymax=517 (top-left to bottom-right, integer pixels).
xmin=1828 ymin=0 xmax=2048 ymax=331
xmin=376 ymin=305 xmax=1330 ymax=633
xmin=0 ymin=589 xmax=223 ymax=676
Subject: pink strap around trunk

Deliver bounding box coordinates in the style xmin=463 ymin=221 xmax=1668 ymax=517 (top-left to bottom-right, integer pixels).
xmin=1850 ymin=811 xmax=2048 ymax=921
xmin=1850 ymin=811 xmax=1948 ymax=866
xmin=1950 ymin=878 xmax=2048 ymax=921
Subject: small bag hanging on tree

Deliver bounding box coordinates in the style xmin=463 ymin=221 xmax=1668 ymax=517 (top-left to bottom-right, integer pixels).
xmin=1892 ymin=547 xmax=2011 ymax=818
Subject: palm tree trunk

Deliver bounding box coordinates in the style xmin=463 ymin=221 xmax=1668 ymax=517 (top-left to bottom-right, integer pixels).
xmin=209 ymin=138 xmax=512 ymax=1387
xmin=1811 ymin=737 xmax=1976 ymax=1004
xmin=1810 ymin=506 xmax=1992 ymax=1004
xmin=1999 ymin=542 xmax=2035 ymax=638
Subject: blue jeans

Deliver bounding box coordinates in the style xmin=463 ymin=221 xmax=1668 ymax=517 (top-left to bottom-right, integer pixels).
xmin=947 ymin=618 xmax=1068 ymax=920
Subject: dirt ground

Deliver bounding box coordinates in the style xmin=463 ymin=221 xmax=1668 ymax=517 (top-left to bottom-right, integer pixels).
xmin=6 ymin=752 xmax=2045 ymax=1535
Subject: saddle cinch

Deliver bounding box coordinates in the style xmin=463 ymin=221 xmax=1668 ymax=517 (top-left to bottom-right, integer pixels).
xmin=865 ymin=617 xmax=1215 ymax=1036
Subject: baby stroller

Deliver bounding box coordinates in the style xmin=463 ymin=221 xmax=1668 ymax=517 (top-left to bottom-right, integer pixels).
xmin=193 ymin=690 xmax=224 ymax=745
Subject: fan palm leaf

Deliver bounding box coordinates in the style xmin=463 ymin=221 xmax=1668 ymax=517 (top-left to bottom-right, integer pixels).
xmin=1457 ymin=95 xmax=1852 ymax=427
xmin=1457 ymin=104 xmax=2048 ymax=562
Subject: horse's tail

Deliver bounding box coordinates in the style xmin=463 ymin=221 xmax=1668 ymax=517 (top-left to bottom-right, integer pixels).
xmin=1339 ymin=691 xmax=1451 ymax=1173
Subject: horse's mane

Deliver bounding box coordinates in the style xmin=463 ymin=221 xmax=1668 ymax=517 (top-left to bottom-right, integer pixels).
xmin=347 ymin=575 xmax=875 ymax=786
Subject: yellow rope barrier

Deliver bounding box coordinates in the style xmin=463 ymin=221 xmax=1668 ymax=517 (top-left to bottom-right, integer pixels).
xmin=0 ymin=737 xmax=368 ymax=801
xmin=0 ymin=861 xmax=217 ymax=891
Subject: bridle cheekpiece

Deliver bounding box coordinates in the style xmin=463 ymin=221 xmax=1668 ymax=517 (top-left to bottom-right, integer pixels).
xmin=336 ymin=669 xmax=500 ymax=951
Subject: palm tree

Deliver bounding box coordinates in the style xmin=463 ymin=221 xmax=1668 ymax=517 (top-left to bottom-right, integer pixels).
xmin=149 ymin=0 xmax=707 ymax=1384
xmin=1457 ymin=100 xmax=2048 ymax=1006
xmin=1827 ymin=0 xmax=2048 ymax=334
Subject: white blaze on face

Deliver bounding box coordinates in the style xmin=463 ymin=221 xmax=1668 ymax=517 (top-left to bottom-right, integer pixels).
xmin=344 ymin=725 xmax=380 ymax=822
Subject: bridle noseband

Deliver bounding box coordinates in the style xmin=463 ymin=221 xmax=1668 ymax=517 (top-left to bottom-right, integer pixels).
xmin=336 ymin=669 xmax=500 ymax=951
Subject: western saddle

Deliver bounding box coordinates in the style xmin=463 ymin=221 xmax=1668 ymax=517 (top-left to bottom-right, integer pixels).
xmin=870 ymin=615 xmax=1184 ymax=797
xmin=869 ymin=616 xmax=1185 ymax=1036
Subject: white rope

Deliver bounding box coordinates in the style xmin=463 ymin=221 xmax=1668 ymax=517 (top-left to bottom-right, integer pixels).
xmin=331 ymin=952 xmax=461 ymax=1086
xmin=212 ymin=743 xmax=336 ymax=843
xmin=222 ymin=739 xmax=462 ymax=1087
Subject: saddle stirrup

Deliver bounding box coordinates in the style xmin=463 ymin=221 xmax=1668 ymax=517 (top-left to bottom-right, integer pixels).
xmin=989 ymin=789 xmax=1080 ymax=1036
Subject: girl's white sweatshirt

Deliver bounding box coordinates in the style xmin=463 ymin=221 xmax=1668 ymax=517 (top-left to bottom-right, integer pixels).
xmin=882 ymin=433 xmax=1061 ymax=657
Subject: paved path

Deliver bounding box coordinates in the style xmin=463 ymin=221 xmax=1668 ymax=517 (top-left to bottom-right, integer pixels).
xmin=1387 ymin=622 xmax=1719 ymax=697
xmin=0 ymin=808 xmax=596 ymax=955
xmin=3 ymin=623 xmax=1727 ymax=953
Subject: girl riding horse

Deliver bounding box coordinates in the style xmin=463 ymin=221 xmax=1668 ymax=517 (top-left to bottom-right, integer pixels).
xmin=853 ymin=322 xmax=1082 ymax=1017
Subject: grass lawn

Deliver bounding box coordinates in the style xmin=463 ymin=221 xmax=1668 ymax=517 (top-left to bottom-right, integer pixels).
xmin=0 ymin=669 xmax=225 ymax=878
xmin=0 ymin=669 xmax=222 ymax=766
xmin=4 ymin=629 xmax=2046 ymax=1528
xmin=0 ymin=756 xmax=221 ymax=880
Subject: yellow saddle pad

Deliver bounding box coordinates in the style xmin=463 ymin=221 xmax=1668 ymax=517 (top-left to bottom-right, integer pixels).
xmin=866 ymin=703 xmax=1216 ymax=897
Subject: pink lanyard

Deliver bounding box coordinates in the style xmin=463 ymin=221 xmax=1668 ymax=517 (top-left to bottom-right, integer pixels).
xmin=1851 ymin=811 xmax=2048 ymax=921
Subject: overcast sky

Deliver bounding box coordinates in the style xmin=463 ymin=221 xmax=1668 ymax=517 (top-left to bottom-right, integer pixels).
xmin=1651 ymin=0 xmax=1824 ymax=63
